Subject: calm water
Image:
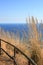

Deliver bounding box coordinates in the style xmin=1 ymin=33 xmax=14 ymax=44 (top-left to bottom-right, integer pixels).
xmin=0 ymin=23 xmax=43 ymax=38
xmin=0 ymin=24 xmax=28 ymax=39
xmin=0 ymin=24 xmax=28 ymax=32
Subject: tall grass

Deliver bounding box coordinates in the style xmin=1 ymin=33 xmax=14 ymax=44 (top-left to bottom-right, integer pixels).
xmin=0 ymin=17 xmax=43 ymax=65
xmin=0 ymin=27 xmax=30 ymax=65
xmin=26 ymin=16 xmax=43 ymax=65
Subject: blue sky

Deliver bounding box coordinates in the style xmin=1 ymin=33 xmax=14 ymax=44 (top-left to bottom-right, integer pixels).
xmin=0 ymin=0 xmax=43 ymax=23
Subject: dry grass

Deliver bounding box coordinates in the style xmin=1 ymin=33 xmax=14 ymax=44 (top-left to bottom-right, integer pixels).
xmin=0 ymin=27 xmax=30 ymax=65
xmin=0 ymin=16 xmax=43 ymax=65
xmin=26 ymin=16 xmax=43 ymax=65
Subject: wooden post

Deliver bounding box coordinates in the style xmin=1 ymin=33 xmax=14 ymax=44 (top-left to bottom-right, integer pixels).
xmin=14 ymin=47 xmax=16 ymax=57
xmin=14 ymin=60 xmax=17 ymax=65
xmin=14 ymin=47 xmax=16 ymax=65
xmin=28 ymin=60 xmax=30 ymax=65
xmin=14 ymin=61 xmax=15 ymax=65
xmin=0 ymin=39 xmax=1 ymax=55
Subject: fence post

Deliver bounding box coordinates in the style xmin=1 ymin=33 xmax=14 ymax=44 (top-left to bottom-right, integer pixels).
xmin=28 ymin=60 xmax=30 ymax=65
xmin=0 ymin=39 xmax=1 ymax=55
xmin=14 ymin=47 xmax=16 ymax=57
xmin=14 ymin=47 xmax=16 ymax=65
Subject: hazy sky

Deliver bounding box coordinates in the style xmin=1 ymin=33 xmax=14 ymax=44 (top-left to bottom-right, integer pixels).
xmin=0 ymin=0 xmax=43 ymax=23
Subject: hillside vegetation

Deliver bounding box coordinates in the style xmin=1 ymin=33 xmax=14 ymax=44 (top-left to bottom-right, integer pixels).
xmin=0 ymin=16 xmax=43 ymax=65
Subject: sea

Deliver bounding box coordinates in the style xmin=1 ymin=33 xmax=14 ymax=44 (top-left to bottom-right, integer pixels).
xmin=0 ymin=24 xmax=28 ymax=32
xmin=0 ymin=23 xmax=43 ymax=40
xmin=0 ymin=24 xmax=29 ymax=39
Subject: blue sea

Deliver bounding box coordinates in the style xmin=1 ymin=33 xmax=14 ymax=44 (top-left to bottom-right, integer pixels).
xmin=0 ymin=23 xmax=43 ymax=31
xmin=0 ymin=23 xmax=43 ymax=39
xmin=0 ymin=24 xmax=29 ymax=39
xmin=0 ymin=24 xmax=28 ymax=32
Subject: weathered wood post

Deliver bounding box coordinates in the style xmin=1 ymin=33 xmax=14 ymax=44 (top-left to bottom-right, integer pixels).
xmin=0 ymin=39 xmax=1 ymax=55
xmin=14 ymin=47 xmax=16 ymax=58
xmin=28 ymin=60 xmax=30 ymax=65
xmin=14 ymin=47 xmax=16 ymax=65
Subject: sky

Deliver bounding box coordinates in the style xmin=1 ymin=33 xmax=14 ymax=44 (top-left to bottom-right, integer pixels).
xmin=0 ymin=0 xmax=43 ymax=23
